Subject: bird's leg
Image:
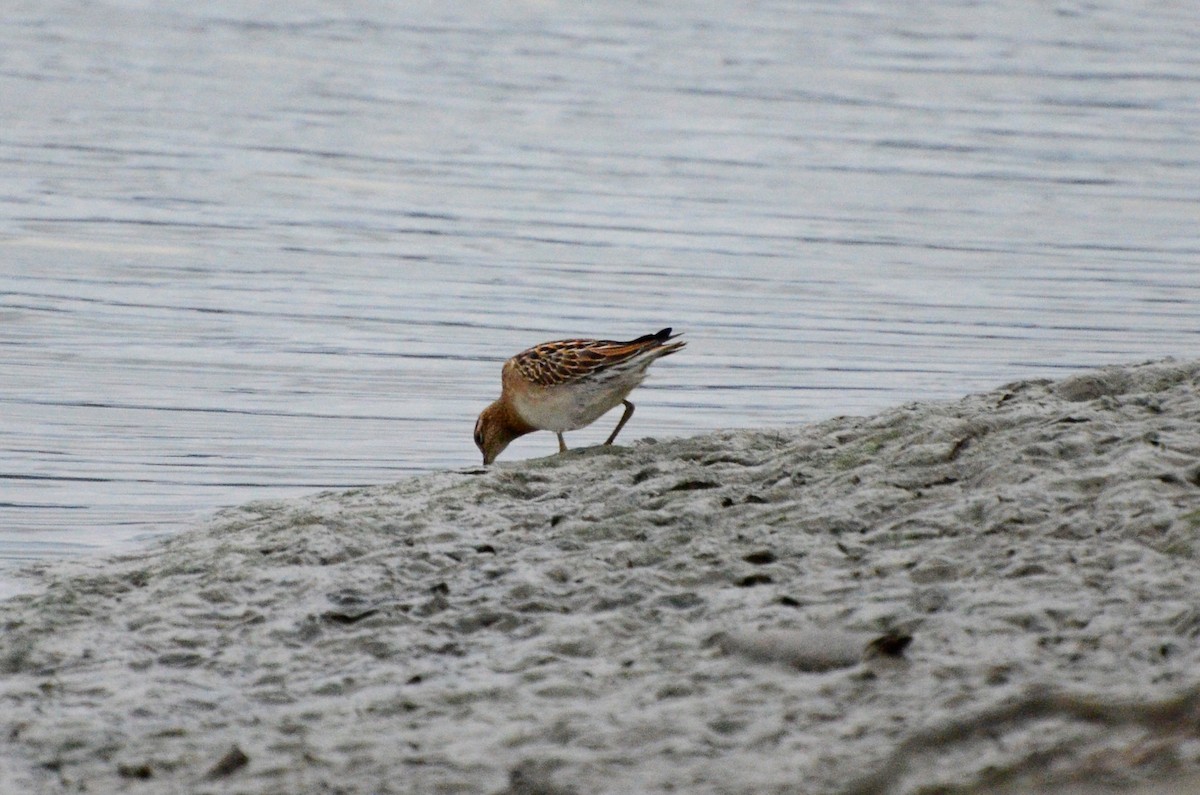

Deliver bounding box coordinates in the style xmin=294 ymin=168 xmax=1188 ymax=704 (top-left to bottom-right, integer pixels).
xmin=557 ymin=432 xmax=568 ymax=453
xmin=604 ymin=400 xmax=635 ymax=445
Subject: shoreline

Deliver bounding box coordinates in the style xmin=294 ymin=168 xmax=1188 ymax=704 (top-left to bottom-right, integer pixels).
xmin=3 ymin=358 xmax=1200 ymax=794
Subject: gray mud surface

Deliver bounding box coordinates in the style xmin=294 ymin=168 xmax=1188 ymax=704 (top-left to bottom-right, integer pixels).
xmin=3 ymin=359 xmax=1200 ymax=794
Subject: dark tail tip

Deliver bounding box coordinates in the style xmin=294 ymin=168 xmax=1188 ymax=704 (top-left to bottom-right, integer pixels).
xmin=628 ymin=327 xmax=681 ymax=345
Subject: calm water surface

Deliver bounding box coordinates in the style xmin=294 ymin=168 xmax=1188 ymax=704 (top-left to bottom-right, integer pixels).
xmin=1 ymin=1 xmax=1198 ymax=568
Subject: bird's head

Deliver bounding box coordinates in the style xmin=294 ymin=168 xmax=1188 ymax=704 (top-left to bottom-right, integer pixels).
xmin=474 ymin=400 xmax=528 ymax=465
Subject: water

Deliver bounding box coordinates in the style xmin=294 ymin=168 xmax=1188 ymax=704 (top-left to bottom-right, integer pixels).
xmin=1 ymin=0 xmax=1198 ymax=567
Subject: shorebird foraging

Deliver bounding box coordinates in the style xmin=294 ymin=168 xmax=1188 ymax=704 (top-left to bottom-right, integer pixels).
xmin=474 ymin=328 xmax=685 ymax=465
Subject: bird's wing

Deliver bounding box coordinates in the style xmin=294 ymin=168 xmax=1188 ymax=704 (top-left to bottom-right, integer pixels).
xmin=509 ymin=328 xmax=684 ymax=387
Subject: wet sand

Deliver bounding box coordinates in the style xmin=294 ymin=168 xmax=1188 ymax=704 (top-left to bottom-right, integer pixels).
xmin=2 ymin=358 xmax=1199 ymax=794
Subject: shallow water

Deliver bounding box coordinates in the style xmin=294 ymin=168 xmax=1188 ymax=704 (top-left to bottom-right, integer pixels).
xmin=1 ymin=0 xmax=1198 ymax=564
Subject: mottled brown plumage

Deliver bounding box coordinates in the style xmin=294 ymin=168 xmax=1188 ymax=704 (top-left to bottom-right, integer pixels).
xmin=475 ymin=328 xmax=685 ymax=464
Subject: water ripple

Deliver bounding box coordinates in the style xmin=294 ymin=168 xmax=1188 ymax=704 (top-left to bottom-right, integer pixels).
xmin=1 ymin=0 xmax=1197 ymax=562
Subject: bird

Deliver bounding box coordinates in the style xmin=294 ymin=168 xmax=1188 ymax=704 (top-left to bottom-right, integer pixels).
xmin=474 ymin=328 xmax=685 ymax=465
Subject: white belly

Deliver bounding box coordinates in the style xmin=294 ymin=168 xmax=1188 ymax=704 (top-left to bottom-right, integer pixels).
xmin=513 ymin=378 xmax=640 ymax=432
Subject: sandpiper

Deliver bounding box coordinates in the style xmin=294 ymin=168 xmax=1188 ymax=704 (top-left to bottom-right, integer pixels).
xmin=474 ymin=328 xmax=685 ymax=465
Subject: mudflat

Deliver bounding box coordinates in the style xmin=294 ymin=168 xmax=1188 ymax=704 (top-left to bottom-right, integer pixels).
xmin=2 ymin=359 xmax=1199 ymax=794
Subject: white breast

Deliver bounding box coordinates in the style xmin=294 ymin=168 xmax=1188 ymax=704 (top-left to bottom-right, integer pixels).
xmin=513 ymin=376 xmax=642 ymax=432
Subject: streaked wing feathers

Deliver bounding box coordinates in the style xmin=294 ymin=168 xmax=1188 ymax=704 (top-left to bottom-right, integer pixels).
xmin=510 ymin=328 xmax=684 ymax=387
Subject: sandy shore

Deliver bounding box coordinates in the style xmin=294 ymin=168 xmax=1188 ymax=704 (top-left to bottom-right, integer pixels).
xmin=3 ymin=358 xmax=1200 ymax=794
